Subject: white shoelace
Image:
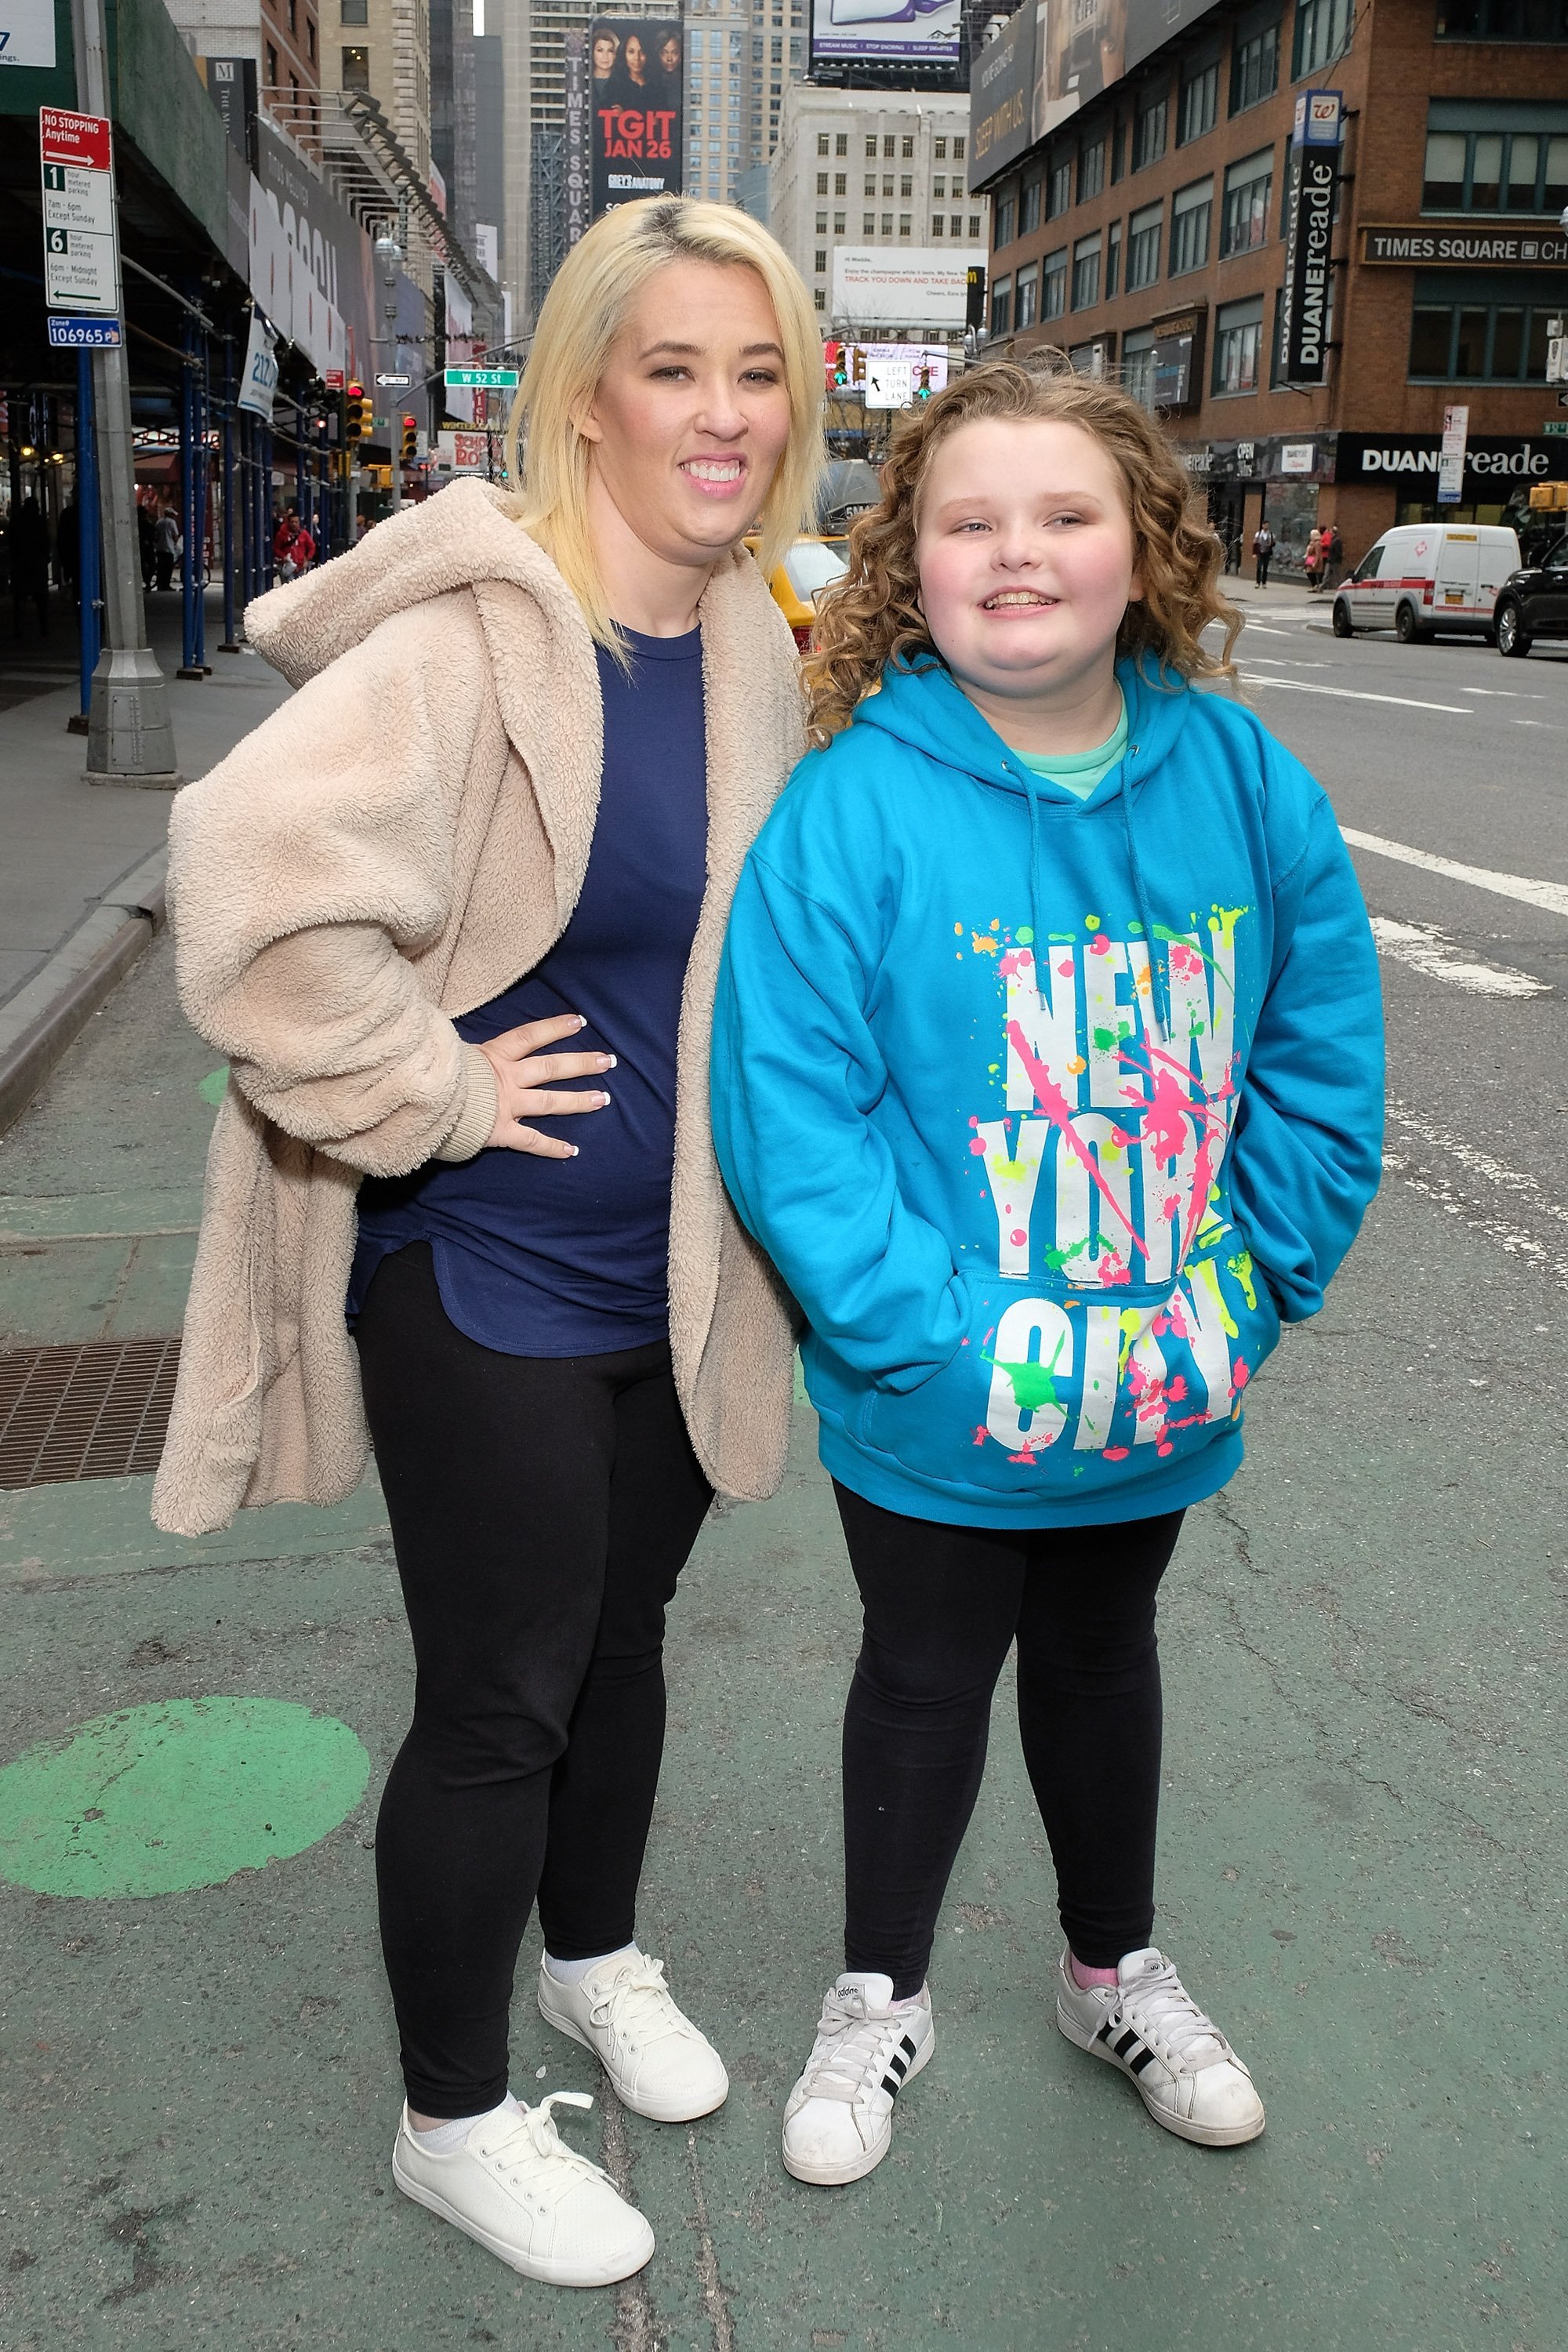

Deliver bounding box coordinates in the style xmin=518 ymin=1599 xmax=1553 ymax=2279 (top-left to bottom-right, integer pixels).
xmin=487 ymin=2092 xmax=610 ymax=2206
xmin=1112 ymin=1958 xmax=1230 ymax=2073
xmin=797 ymin=1987 xmax=911 ymax=2107
xmin=588 ymin=1955 xmax=694 ymax=2051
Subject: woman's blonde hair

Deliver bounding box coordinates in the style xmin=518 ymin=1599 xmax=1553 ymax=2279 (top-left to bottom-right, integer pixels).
xmin=506 ymin=198 xmax=825 ymax=648
xmin=804 ymin=354 xmax=1240 ymax=744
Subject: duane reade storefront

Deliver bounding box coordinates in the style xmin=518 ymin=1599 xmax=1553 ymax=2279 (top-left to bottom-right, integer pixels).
xmin=1333 ymin=431 xmax=1568 ymax=540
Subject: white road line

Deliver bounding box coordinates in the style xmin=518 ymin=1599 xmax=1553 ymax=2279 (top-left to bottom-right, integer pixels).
xmin=1387 ymin=1097 xmax=1568 ymax=1230
xmin=1342 ymin=828 xmax=1568 ymax=920
xmin=1247 ymin=677 xmax=1473 ymax=713
xmin=1369 ymin=916 xmax=1549 ymax=998
xmin=1382 ymin=1151 xmax=1566 ymax=1290
xmin=1459 ymin=685 xmax=1544 ymax=699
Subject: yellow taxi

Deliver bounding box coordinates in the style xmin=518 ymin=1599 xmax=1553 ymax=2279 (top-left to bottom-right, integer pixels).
xmin=751 ymin=535 xmax=850 ymax=650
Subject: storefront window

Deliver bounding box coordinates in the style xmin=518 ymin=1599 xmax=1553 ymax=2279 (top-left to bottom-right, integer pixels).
xmin=1409 ymin=296 xmax=1558 ymax=379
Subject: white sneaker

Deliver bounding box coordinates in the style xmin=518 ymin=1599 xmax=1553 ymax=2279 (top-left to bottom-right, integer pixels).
xmin=537 ymin=1949 xmax=729 ymax=2125
xmin=1054 ymin=1946 xmax=1265 ymax=2147
xmin=782 ymin=1974 xmax=935 ymax=2186
xmin=392 ymin=2091 xmax=655 ymax=2286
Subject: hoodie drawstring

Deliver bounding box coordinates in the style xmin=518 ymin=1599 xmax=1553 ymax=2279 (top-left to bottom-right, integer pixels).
xmin=1024 ymin=769 xmax=1046 ymax=977
xmin=1121 ymin=761 xmax=1171 ymax=1043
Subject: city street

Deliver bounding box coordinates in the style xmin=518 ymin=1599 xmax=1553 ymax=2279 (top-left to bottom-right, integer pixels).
xmin=1 ymin=592 xmax=1565 ymax=2351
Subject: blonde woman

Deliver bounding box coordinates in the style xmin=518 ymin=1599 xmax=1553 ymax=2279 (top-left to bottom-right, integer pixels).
xmin=154 ymin=199 xmax=822 ymax=2286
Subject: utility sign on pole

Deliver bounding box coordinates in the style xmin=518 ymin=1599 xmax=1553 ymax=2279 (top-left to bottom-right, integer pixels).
xmin=39 ymin=107 xmax=121 ymax=316
xmin=1437 ymin=404 xmax=1469 ymax=505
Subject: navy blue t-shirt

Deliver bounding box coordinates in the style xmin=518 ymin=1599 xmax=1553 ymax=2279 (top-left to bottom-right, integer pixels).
xmin=347 ymin=626 xmax=708 ymax=1354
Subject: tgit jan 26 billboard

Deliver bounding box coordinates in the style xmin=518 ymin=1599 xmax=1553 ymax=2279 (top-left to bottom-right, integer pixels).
xmin=589 ymin=19 xmax=684 ymax=216
xmin=810 ymin=0 xmax=963 ymax=74
xmin=971 ymin=0 xmax=1226 ymax=184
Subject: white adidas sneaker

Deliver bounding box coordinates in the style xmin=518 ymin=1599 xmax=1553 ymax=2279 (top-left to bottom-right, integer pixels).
xmin=1054 ymin=1945 xmax=1265 ymax=2147
xmin=538 ymin=1949 xmax=729 ymax=2124
xmin=782 ymin=1973 xmax=935 ymax=2186
xmin=391 ymin=2091 xmax=655 ymax=2287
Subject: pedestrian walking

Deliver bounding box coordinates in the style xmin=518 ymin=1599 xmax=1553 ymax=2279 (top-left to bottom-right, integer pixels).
xmin=154 ymin=505 xmax=181 ymax=592
xmin=713 ymin=361 xmax=1384 ymax=2190
xmin=1251 ymin=520 xmax=1274 ymax=586
xmin=9 ymin=495 xmax=51 ymax=637
xmin=1304 ymin=524 xmax=1323 ymax=592
xmin=151 ymin=197 xmax=821 ymax=2289
xmin=1321 ymin=520 xmax=1343 ymax=589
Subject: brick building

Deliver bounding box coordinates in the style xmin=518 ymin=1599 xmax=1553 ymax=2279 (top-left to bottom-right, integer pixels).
xmin=970 ymin=0 xmax=1568 ymax=572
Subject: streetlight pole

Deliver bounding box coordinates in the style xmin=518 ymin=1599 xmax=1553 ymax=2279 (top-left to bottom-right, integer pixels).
xmin=374 ymin=230 xmax=404 ymax=513
xmin=71 ymin=0 xmax=179 ymax=784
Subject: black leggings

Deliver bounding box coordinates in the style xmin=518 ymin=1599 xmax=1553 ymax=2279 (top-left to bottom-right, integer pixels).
xmin=834 ymin=1483 xmax=1184 ymax=1998
xmin=354 ymin=1244 xmax=713 ymax=2118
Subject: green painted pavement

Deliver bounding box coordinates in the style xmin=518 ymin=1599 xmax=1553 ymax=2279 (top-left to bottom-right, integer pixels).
xmin=0 ymin=1697 xmax=370 ymax=1898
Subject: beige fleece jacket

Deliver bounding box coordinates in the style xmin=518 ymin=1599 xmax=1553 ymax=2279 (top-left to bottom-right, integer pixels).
xmin=151 ymin=479 xmax=804 ymax=1537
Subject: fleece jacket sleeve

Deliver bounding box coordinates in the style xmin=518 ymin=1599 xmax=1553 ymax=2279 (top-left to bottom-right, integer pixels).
xmin=713 ymin=851 xmax=967 ymax=1391
xmin=1226 ymin=790 xmax=1385 ymax=1321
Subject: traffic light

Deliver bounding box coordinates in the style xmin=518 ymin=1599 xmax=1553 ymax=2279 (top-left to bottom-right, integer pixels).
xmin=913 ymin=361 xmax=935 ymax=401
xmin=401 ymin=414 xmax=418 ymax=463
xmin=344 ymin=382 xmax=366 ymax=441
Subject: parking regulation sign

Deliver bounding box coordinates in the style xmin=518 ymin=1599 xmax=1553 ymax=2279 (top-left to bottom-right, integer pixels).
xmin=39 ymin=107 xmax=120 ymax=314
xmin=46 ymin=315 xmax=122 ymax=347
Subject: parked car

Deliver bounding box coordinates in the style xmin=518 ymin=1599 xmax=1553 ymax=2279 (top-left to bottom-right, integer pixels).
xmin=1331 ymin=522 xmax=1519 ymax=644
xmin=1493 ymin=532 xmax=1568 ymax=656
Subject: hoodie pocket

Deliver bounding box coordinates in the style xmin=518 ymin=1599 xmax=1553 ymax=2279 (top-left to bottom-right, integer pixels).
xmin=856 ymin=1249 xmax=1280 ymax=1502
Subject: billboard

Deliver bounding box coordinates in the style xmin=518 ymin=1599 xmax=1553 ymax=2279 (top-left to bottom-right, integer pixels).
xmin=831 ymin=245 xmax=988 ymax=329
xmin=971 ymin=0 xmax=1228 ymax=187
xmin=589 ymin=18 xmax=684 ymax=216
xmin=1279 ymin=89 xmax=1341 ymax=385
xmin=810 ymin=0 xmax=962 ymax=71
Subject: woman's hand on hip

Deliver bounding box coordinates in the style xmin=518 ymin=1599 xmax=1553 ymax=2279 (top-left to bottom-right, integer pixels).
xmin=474 ymin=1014 xmax=615 ymax=1156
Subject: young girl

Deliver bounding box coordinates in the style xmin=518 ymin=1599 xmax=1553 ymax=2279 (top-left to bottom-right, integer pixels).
xmin=712 ymin=361 xmax=1383 ymax=2185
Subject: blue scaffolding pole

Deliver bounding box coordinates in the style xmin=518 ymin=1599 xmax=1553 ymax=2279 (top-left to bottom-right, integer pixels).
xmin=73 ymin=350 xmax=102 ymax=730
xmin=178 ymin=310 xmax=202 ymax=678
xmin=220 ymin=339 xmax=239 ymax=650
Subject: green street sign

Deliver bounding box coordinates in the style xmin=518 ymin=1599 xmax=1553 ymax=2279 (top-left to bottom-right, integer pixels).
xmin=445 ymin=366 xmax=519 ymax=389
xmin=1542 ymin=420 xmax=1568 ymax=436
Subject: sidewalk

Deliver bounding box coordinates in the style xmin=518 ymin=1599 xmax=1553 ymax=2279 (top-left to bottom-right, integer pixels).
xmin=1 ymin=929 xmax=1562 ymax=2347
xmin=0 ymin=589 xmax=290 ymax=1134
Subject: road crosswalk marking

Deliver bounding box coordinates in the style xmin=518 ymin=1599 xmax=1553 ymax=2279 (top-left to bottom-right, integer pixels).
xmin=1342 ymin=828 xmax=1568 ymax=920
xmin=1247 ymin=677 xmax=1473 ymax=713
xmin=1369 ymin=916 xmax=1548 ymax=997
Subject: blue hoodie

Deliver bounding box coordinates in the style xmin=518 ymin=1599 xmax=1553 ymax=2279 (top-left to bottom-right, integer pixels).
xmin=712 ymin=656 xmax=1384 ymax=1529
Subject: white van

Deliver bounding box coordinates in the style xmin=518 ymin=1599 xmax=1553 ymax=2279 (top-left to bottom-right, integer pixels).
xmin=1331 ymin=523 xmax=1520 ymax=644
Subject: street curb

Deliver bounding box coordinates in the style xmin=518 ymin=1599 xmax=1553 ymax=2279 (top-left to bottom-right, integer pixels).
xmin=0 ymin=847 xmax=170 ymax=1139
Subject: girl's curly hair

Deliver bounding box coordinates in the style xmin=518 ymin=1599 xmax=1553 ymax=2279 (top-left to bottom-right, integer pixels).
xmin=804 ymin=353 xmax=1241 ymax=746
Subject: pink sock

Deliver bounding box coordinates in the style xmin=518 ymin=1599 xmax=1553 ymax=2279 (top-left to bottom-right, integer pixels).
xmin=1069 ymin=1952 xmax=1121 ymax=1991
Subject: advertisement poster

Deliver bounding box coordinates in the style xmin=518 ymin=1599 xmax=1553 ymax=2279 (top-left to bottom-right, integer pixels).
xmin=810 ymin=0 xmax=962 ymax=72
xmin=831 ymin=245 xmax=988 ymax=330
xmin=970 ymin=0 xmax=1226 ymax=185
xmin=564 ymin=31 xmax=590 ymax=249
xmin=590 ymin=18 xmax=684 ymax=217
xmin=0 ymin=0 xmax=56 ymax=68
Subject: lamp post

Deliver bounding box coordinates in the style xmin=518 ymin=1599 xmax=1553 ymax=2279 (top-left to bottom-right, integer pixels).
xmin=374 ymin=232 xmax=404 ymax=513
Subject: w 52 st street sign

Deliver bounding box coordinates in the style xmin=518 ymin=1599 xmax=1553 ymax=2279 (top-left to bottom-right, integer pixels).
xmin=445 ymin=366 xmax=519 ymax=390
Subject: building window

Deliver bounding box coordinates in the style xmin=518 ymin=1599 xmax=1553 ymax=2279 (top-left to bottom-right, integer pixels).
xmin=1072 ymin=231 xmax=1102 ymax=310
xmin=883 ymin=176 xmax=894 ymax=197
xmin=1179 ymin=59 xmax=1218 ymax=145
xmin=1422 ymin=117 xmax=1568 ymax=214
xmin=339 ymin=42 xmax=365 ymax=86
xmin=969 ymin=214 xmax=982 ymax=238
xmin=341 ymin=0 xmax=366 ymax=18
xmin=818 ymin=132 xmax=829 ymax=154
xmin=834 ymin=212 xmax=845 ymax=233
xmin=992 ymin=276 xmax=1013 ymax=336
xmin=1221 ymin=147 xmax=1274 ymax=253
xmin=1170 ymin=178 xmax=1213 ymax=274
xmin=817 ymin=172 xmax=829 ymax=194
xmin=862 ymin=212 xmax=875 ymax=234
xmin=901 ymin=174 xmax=912 ymax=198
xmin=902 ymin=135 xmax=914 ymax=158
xmin=884 ymin=136 xmax=895 ymax=158
xmin=1409 ymin=297 xmax=1555 ymax=379
xmin=1127 ymin=201 xmax=1162 ymax=289
xmin=1437 ymin=0 xmax=1568 ymax=27
xmin=866 ymin=136 xmax=877 ymax=158
xmin=935 ymin=136 xmax=948 ymax=159
xmin=815 ymin=249 xmax=827 ymax=272
xmin=932 ymin=214 xmax=946 ymax=235
xmin=1294 ymin=0 xmax=1353 ymax=77
xmin=996 ymin=192 xmax=1017 ymax=247
xmin=1123 ymin=326 xmax=1156 ymax=408
xmin=1043 ymin=248 xmax=1067 ymax=318
xmin=287 ymin=0 xmax=296 ymax=28
xmin=816 ymin=212 xmax=827 ymax=234
xmin=1047 ymin=157 xmax=1072 ymax=216
xmin=1230 ymin=13 xmax=1279 ymax=112
xmin=1015 ymin=263 xmax=1040 ymax=328
xmin=864 ymin=175 xmax=877 ymax=197
xmin=307 ymin=18 xmax=316 ymax=60
xmin=266 ymin=39 xmax=279 ymax=82
xmin=934 ymin=176 xmax=946 ymax=198
xmin=898 ymin=215 xmax=910 ymax=236
xmin=1111 ymin=116 xmax=1126 ymax=182
xmin=1079 ymin=138 xmax=1105 ymax=201
xmin=1105 ymin=219 xmax=1122 ymax=296
xmin=815 ymin=287 xmax=826 ymax=310
xmin=1214 ymin=294 xmax=1265 ymax=393
xmin=835 ymin=172 xmax=847 ymax=194
xmin=954 ymin=136 xmax=965 ymax=159
xmin=951 ymin=214 xmax=963 ymax=236
xmin=1133 ymin=85 xmax=1167 ymax=171
xmin=837 ymin=133 xmax=848 ymax=155
xmin=1022 ymin=175 xmax=1043 ymax=234
xmin=880 ymin=212 xmax=893 ymax=235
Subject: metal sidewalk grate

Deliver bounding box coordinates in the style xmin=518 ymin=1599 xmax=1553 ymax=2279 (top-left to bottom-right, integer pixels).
xmin=0 ymin=1339 xmax=181 ymax=1490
